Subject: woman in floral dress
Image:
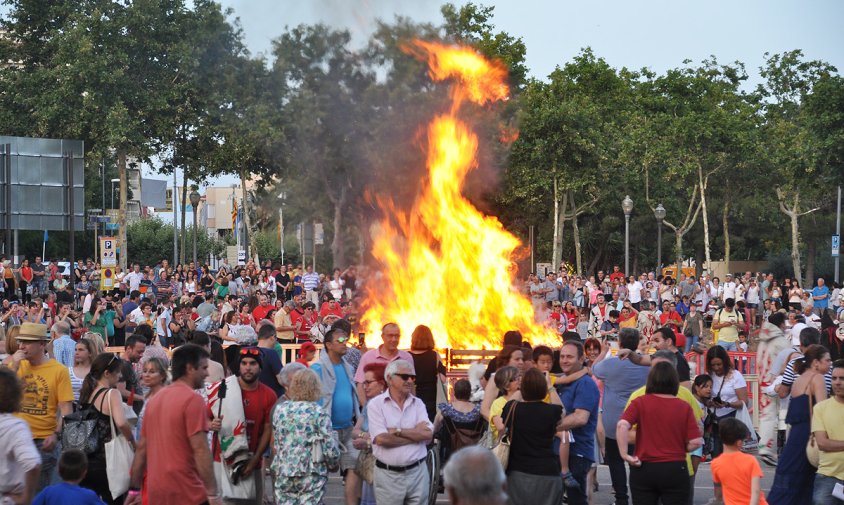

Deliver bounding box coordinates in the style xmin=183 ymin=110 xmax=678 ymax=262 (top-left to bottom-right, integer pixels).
xmin=271 ymin=368 xmax=339 ymax=505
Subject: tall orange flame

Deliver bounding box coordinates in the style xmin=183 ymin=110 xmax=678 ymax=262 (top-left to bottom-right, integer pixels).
xmin=360 ymin=41 xmax=553 ymax=350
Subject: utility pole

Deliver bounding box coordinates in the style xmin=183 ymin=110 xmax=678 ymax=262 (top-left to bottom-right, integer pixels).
xmin=836 ymin=186 xmax=841 ymax=283
xmin=173 ymin=169 xmax=178 ymax=267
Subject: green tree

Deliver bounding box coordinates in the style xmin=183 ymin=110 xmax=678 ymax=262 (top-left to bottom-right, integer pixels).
xmin=757 ymin=50 xmax=841 ymax=284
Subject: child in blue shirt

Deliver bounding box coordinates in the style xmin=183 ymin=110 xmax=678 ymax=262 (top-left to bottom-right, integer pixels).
xmin=32 ymin=449 xmax=104 ymax=505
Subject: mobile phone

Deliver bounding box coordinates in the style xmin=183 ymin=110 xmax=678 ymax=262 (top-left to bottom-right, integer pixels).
xmin=358 ymin=332 xmax=365 ymax=341
xmin=42 ymin=303 xmax=49 ymax=310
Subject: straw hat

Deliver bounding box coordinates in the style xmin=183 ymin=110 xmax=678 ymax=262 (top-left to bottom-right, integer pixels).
xmin=16 ymin=322 xmax=50 ymax=341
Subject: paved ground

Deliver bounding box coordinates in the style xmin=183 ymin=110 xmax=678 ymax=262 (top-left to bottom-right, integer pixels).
xmin=323 ymin=457 xmax=777 ymax=504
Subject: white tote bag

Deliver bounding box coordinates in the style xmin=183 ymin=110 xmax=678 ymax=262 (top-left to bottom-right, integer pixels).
xmin=106 ymin=390 xmax=135 ymax=499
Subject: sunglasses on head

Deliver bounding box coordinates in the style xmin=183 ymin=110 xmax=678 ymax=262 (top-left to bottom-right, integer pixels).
xmin=240 ymin=348 xmax=260 ymax=357
xmin=107 ymin=353 xmax=119 ymax=367
xmin=395 ymin=373 xmax=416 ymax=382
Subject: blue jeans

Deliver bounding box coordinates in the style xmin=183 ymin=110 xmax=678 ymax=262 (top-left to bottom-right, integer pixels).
xmin=33 ymin=438 xmax=59 ymax=491
xmin=814 ymin=474 xmax=844 ymax=505
xmin=717 ymin=341 xmax=738 ymax=352
xmin=566 ymin=454 xmax=593 ymax=505
xmin=684 ymin=335 xmax=699 ymax=353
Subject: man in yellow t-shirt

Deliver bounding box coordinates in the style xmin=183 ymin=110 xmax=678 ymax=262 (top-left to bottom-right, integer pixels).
xmin=811 ymin=360 xmax=844 ymax=503
xmin=624 ymin=350 xmax=703 ymax=497
xmin=712 ymin=298 xmax=743 ymax=351
xmin=8 ymin=322 xmax=73 ymax=491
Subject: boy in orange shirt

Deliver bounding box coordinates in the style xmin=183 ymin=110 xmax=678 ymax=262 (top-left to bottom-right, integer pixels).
xmin=711 ymin=418 xmax=767 ymax=505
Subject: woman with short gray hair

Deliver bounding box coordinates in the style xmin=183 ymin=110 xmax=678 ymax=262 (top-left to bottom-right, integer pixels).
xmin=271 ymin=368 xmax=339 ymax=504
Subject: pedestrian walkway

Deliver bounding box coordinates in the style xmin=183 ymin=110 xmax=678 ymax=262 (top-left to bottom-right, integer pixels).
xmin=322 ymin=460 xmax=776 ymax=505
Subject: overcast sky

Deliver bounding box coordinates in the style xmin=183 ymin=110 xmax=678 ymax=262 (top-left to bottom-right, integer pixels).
xmin=219 ymin=0 xmax=844 ymax=83
xmin=150 ymin=0 xmax=844 ymax=194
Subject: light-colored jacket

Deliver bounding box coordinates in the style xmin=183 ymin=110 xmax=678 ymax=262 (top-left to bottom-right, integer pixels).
xmin=313 ymin=350 xmax=360 ymax=419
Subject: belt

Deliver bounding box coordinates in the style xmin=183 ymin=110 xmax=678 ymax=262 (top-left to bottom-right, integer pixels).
xmin=375 ymin=458 xmax=425 ymax=473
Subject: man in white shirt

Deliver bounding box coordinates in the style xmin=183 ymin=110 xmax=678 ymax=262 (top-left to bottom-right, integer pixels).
xmin=627 ymin=275 xmax=644 ymax=311
xmin=124 ymin=264 xmax=145 ymax=293
xmin=802 ymin=303 xmax=821 ymax=329
xmin=157 ymin=299 xmax=173 ymax=346
xmin=722 ymin=274 xmax=737 ymax=302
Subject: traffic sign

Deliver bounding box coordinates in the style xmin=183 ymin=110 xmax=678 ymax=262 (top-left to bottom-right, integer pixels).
xmin=100 ymin=267 xmax=114 ymax=290
xmin=833 ymin=234 xmax=840 ymax=258
xmin=100 ymin=237 xmax=118 ymax=267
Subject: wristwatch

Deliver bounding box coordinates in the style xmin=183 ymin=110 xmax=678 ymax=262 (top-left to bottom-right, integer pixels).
xmin=395 ymin=428 xmax=402 ymax=437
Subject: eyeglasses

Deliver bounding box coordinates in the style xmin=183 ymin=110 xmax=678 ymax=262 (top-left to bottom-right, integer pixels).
xmin=240 ymin=348 xmax=260 ymax=357
xmin=395 ymin=373 xmax=416 ymax=382
xmin=363 ymin=379 xmax=382 ymax=385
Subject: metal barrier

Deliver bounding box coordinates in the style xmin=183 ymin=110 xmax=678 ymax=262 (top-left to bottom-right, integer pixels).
xmin=685 ymin=351 xmax=757 ymax=377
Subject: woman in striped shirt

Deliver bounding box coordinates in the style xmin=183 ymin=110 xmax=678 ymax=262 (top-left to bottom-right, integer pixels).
xmin=70 ymin=338 xmax=96 ymax=402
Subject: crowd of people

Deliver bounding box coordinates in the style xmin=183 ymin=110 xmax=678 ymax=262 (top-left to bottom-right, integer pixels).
xmin=0 ymin=256 xmax=844 ymax=505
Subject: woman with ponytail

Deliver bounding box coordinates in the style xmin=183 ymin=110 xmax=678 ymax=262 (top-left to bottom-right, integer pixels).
xmin=78 ymin=353 xmax=136 ymax=503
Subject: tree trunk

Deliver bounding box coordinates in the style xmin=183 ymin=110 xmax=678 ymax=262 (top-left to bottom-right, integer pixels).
xmin=587 ymin=243 xmax=604 ymax=276
xmin=675 ymin=230 xmax=683 ymax=280
xmin=805 ymin=239 xmax=816 ymax=290
xmin=571 ymin=195 xmax=582 ymax=275
xmin=552 ymin=173 xmax=562 ymax=269
xmin=789 ymin=208 xmax=801 ymax=281
xmin=357 ymin=212 xmax=368 ymax=264
xmin=239 ymin=170 xmax=252 ymax=257
xmin=699 ymin=165 xmax=712 ymax=271
xmin=180 ymin=171 xmax=188 ymax=265
xmin=117 ymin=150 xmax=128 ymax=272
xmin=723 ymin=197 xmax=731 ymax=275
xmin=330 ymin=186 xmax=348 ymax=268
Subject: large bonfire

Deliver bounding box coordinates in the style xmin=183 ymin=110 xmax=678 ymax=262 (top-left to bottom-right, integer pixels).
xmin=359 ymin=40 xmax=553 ymax=350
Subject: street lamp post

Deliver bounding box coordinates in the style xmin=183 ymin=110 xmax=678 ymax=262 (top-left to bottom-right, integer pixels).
xmin=654 ymin=203 xmax=666 ymax=272
xmin=189 ymin=190 xmax=201 ymax=265
xmin=277 ymin=191 xmax=287 ymax=263
xmin=622 ymin=195 xmax=633 ymax=275
xmin=110 ymin=179 xmax=120 ymax=210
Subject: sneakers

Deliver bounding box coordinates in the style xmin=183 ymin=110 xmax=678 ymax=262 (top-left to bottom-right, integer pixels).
xmin=760 ymin=453 xmax=778 ymax=467
xmin=562 ymin=471 xmax=581 ymax=491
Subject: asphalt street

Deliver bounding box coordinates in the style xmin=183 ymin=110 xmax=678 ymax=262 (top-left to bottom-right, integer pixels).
xmin=323 ymin=458 xmax=777 ymax=505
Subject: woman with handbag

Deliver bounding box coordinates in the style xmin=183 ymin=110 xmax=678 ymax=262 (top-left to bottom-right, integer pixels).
xmin=706 ymin=345 xmax=749 ymax=457
xmin=271 ymin=368 xmax=339 ymax=505
xmin=499 ymin=368 xmax=564 ymax=505
xmin=485 ymin=366 xmax=521 ymax=442
xmin=78 ymin=352 xmax=136 ymax=504
xmin=767 ymin=344 xmax=831 ymax=505
xmin=351 ymin=362 xmax=387 ymax=505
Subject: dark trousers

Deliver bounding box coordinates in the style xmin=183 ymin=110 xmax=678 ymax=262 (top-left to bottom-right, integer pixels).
xmin=629 ymin=461 xmax=689 ymax=505
xmin=605 ymin=437 xmax=632 ymax=505
xmin=566 ymin=454 xmax=593 ymax=505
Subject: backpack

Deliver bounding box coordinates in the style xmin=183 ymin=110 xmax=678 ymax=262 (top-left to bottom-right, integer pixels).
xmin=62 ymin=388 xmax=110 ymax=455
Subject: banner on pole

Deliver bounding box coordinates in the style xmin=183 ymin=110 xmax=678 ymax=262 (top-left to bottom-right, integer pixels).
xmin=833 ymin=234 xmax=840 ymax=258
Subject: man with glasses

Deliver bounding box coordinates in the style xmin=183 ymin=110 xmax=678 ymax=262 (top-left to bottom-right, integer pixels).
xmin=7 ymin=322 xmax=73 ymax=490
xmin=311 ymin=320 xmax=362 ymax=505
xmin=368 ymin=358 xmax=433 ymax=504
xmin=354 ymin=323 xmax=414 ymax=404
